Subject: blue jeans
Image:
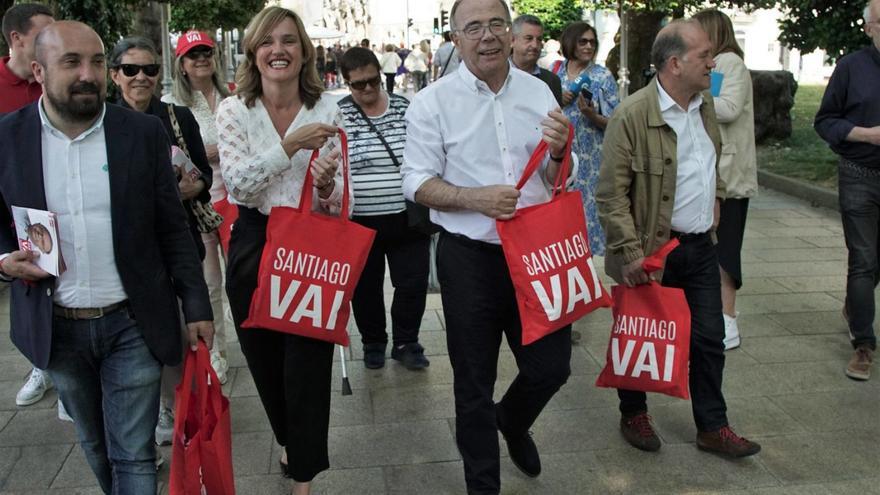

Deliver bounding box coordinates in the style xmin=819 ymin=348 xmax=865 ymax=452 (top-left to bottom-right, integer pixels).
xmin=839 ymin=160 xmax=880 ymax=350
xmin=46 ymin=307 xmax=162 ymax=495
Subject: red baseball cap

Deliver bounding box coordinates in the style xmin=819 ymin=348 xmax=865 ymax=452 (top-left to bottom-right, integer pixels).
xmin=175 ymin=31 xmax=214 ymax=57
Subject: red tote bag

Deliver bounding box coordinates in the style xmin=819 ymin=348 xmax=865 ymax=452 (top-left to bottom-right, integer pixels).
xmin=212 ymin=196 xmax=238 ymax=256
xmin=595 ymin=239 xmax=692 ymax=399
xmin=496 ymin=125 xmax=611 ymax=345
xmin=170 ymin=343 xmax=235 ymax=495
xmin=241 ymin=130 xmax=374 ymax=346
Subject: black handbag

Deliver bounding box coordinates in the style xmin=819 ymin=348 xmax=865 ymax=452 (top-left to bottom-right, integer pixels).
xmin=345 ymin=96 xmax=439 ymax=235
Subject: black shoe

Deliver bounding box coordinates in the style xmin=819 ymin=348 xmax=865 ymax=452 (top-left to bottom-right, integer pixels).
xmin=391 ymin=342 xmax=430 ymax=370
xmin=363 ymin=343 xmax=386 ymax=369
xmin=499 ymin=428 xmax=541 ymax=477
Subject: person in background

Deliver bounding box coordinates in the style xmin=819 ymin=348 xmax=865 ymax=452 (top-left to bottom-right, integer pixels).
xmin=338 ymin=47 xmax=431 ymax=371
xmin=315 ymin=45 xmax=327 ymax=85
xmin=693 ymin=9 xmax=757 ymax=351
xmin=597 ymin=19 xmax=760 ymax=459
xmin=552 ymin=21 xmax=619 ymax=257
xmin=537 ymin=38 xmax=563 ymax=70
xmin=404 ymin=40 xmax=430 ymax=92
xmin=814 ymin=0 xmax=880 ymax=381
xmin=109 ymin=35 xmax=214 ymax=451
xmin=510 ymin=14 xmax=562 ymax=106
xmin=380 ymin=43 xmax=400 ymax=94
xmin=1 ymin=3 xmax=60 ymax=415
xmin=433 ymin=30 xmax=460 ymax=80
xmin=216 ymin=7 xmax=348 ymax=495
xmin=161 ymin=30 xmax=231 ymax=385
xmin=324 ymin=48 xmax=338 ymax=88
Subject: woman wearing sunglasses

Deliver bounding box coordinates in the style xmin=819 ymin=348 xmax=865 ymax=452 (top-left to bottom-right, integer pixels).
xmin=337 ymin=47 xmax=431 ymax=371
xmin=215 ymin=6 xmax=347 ymax=495
xmin=161 ymin=31 xmax=233 ymax=389
xmin=551 ymin=21 xmax=619 ymax=258
xmin=109 ymin=36 xmax=214 ymax=450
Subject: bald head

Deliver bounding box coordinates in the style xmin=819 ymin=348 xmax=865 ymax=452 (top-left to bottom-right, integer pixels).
xmin=651 ymin=20 xmax=703 ymax=73
xmin=34 ymin=21 xmax=104 ymax=66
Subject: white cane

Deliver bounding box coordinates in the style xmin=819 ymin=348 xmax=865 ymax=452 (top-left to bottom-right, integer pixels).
xmin=338 ymin=344 xmax=352 ymax=395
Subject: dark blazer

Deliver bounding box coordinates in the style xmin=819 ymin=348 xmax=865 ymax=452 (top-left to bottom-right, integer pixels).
xmin=0 ymin=103 xmax=213 ymax=368
xmin=536 ymin=68 xmax=564 ymax=108
xmin=119 ymin=96 xmax=213 ymax=260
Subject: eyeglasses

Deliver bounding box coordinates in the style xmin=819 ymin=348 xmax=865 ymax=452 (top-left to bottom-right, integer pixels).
xmin=114 ymin=63 xmax=161 ymax=77
xmin=185 ymin=48 xmax=214 ymax=60
xmin=458 ymin=20 xmax=511 ymax=40
xmin=578 ymin=38 xmax=598 ymax=47
xmin=348 ymin=75 xmax=382 ymax=90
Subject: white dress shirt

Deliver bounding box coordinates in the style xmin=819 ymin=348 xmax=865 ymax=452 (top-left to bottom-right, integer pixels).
xmin=402 ymin=62 xmax=577 ymax=244
xmin=215 ymin=96 xmax=349 ymax=216
xmin=39 ymin=99 xmax=128 ymax=308
xmin=656 ymin=81 xmax=717 ymax=234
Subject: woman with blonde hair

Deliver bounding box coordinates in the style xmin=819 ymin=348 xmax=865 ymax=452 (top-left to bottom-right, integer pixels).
xmin=215 ymin=6 xmax=349 ymax=494
xmin=693 ymin=9 xmax=757 ymax=351
xmin=162 ymin=30 xmax=232 ymax=387
xmin=379 ymin=43 xmax=400 ymax=93
xmin=404 ymin=39 xmax=430 ymax=92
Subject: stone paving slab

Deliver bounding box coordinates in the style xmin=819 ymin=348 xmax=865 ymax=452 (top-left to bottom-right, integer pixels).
xmin=2 ymin=187 xmax=880 ymax=494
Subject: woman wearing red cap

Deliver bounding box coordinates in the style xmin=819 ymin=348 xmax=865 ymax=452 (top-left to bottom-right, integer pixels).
xmin=162 ymin=30 xmax=232 ymax=388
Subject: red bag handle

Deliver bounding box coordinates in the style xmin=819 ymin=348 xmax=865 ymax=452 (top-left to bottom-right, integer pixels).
xmin=298 ymin=127 xmax=350 ymax=219
xmin=174 ymin=342 xmax=218 ymax=440
xmin=641 ymin=238 xmax=680 ymax=274
xmin=514 ymin=124 xmax=575 ymax=195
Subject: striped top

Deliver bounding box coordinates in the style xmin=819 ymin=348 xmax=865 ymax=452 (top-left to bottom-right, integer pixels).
xmin=338 ymin=93 xmax=409 ymax=216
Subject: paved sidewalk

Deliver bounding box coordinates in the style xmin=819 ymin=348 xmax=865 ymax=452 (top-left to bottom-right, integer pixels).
xmin=1 ymin=186 xmax=880 ymax=494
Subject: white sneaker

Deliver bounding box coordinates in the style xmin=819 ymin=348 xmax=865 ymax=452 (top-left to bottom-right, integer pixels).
xmin=155 ymin=451 xmax=164 ymax=470
xmin=16 ymin=368 xmax=53 ymax=406
xmin=155 ymin=407 xmax=174 ymax=446
xmin=211 ymin=350 xmax=229 ymax=385
xmin=58 ymin=400 xmax=73 ymax=422
xmin=723 ymin=312 xmax=741 ymax=350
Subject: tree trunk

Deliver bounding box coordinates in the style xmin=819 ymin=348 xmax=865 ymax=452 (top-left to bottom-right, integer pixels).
xmin=605 ymin=10 xmax=665 ymax=94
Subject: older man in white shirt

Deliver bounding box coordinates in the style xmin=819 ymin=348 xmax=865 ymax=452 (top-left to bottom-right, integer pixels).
xmin=597 ymin=19 xmax=760 ymax=459
xmin=401 ymin=0 xmax=574 ymax=493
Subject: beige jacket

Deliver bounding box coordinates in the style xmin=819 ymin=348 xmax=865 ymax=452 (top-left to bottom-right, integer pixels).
xmin=597 ymin=77 xmax=724 ymax=284
xmin=713 ymin=52 xmax=757 ymax=199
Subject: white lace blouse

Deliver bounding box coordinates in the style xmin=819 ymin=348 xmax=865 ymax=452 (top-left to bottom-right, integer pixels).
xmin=216 ymin=95 xmax=349 ymax=215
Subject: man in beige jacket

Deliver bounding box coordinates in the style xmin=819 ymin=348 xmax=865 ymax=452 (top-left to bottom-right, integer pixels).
xmin=597 ymin=19 xmax=760 ymax=459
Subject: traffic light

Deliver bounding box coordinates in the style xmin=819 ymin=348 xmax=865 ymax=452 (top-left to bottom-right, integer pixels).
xmin=407 ymin=18 xmax=413 ymax=28
xmin=440 ymin=9 xmax=449 ymax=30
xmin=433 ymin=17 xmax=439 ymax=34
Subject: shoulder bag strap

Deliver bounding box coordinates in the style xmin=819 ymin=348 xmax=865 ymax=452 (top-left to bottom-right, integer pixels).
xmin=166 ymin=104 xmax=189 ymax=156
xmin=440 ymin=46 xmax=456 ymax=77
xmin=349 ymin=98 xmax=400 ymax=168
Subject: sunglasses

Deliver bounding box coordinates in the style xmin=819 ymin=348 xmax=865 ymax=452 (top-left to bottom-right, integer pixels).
xmin=185 ymin=48 xmax=214 ymax=60
xmin=348 ymin=75 xmax=382 ymax=90
xmin=114 ymin=63 xmax=161 ymax=77
xmin=577 ymin=38 xmax=598 ymax=47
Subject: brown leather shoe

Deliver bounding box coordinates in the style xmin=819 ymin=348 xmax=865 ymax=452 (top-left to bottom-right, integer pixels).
xmin=697 ymin=426 xmax=761 ymax=458
xmin=620 ymin=412 xmax=661 ymax=452
xmin=846 ymin=345 xmax=873 ymax=381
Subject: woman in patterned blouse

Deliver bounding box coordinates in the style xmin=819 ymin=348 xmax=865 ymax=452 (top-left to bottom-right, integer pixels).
xmin=215 ymin=6 xmax=348 ymax=495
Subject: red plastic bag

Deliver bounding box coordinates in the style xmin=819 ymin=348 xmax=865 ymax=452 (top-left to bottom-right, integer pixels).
xmin=595 ymin=239 xmax=692 ymax=399
xmin=241 ymin=130 xmax=374 ymax=346
xmin=170 ymin=342 xmax=235 ymax=495
xmin=496 ymin=125 xmax=611 ymax=345
xmin=212 ymin=197 xmax=238 ymax=256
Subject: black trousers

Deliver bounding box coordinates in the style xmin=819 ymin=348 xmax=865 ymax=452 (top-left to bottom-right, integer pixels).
xmin=351 ymin=212 xmax=430 ymax=347
xmin=617 ymin=233 xmax=728 ymax=432
xmin=438 ymin=232 xmax=571 ymax=495
xmin=225 ymin=207 xmax=335 ymax=482
xmin=384 ymin=72 xmax=396 ymax=94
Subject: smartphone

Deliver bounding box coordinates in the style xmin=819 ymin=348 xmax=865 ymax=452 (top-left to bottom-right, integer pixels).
xmin=579 ymin=86 xmax=593 ymax=102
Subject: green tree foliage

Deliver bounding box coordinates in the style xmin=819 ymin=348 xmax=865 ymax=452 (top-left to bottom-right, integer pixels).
xmin=511 ymin=0 xmax=584 ymax=39
xmin=49 ymin=0 xmax=142 ymax=50
xmin=777 ymin=0 xmax=869 ymax=61
xmin=169 ymin=0 xmax=265 ymax=32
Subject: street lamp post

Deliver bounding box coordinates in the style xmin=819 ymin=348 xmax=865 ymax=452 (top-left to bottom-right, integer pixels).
xmin=617 ymin=1 xmax=630 ymax=98
xmin=160 ymin=2 xmax=173 ymax=96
